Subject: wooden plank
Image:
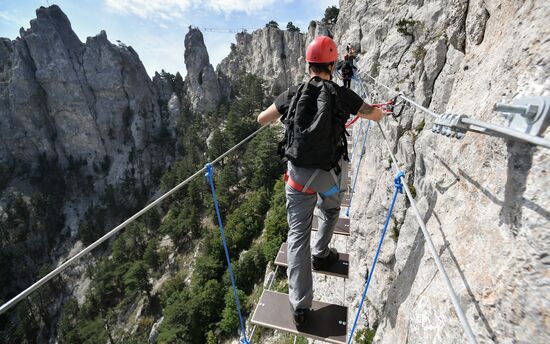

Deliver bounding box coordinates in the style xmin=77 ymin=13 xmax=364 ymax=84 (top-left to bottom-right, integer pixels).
xmin=274 ymin=243 xmax=349 ymax=278
xmin=251 ymin=290 xmax=348 ymax=344
xmin=312 ymin=216 xmax=350 ymax=236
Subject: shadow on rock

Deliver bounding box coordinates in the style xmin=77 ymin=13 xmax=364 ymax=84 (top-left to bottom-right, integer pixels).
xmin=458 ymin=141 xmax=548 ymax=235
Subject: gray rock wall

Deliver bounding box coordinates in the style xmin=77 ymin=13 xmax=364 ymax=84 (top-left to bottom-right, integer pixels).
xmin=0 ymin=4 xmax=177 ymax=205
xmin=217 ymin=26 xmax=306 ymax=96
xmin=0 ymin=5 xmax=179 ymax=302
xmin=184 ymin=28 xmax=221 ymax=114
xmin=309 ymin=1 xmax=549 ymax=343
xmin=0 ymin=6 xmax=177 ymax=189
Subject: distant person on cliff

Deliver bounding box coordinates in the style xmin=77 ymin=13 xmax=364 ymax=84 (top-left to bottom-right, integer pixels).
xmin=257 ymin=35 xmax=385 ymax=328
xmin=339 ymin=53 xmax=356 ymax=88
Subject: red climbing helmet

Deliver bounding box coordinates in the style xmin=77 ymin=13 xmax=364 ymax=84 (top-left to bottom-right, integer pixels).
xmin=305 ymin=35 xmax=338 ymax=63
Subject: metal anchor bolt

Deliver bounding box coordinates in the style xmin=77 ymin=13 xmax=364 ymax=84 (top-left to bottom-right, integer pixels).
xmin=494 ymin=103 xmax=538 ymax=119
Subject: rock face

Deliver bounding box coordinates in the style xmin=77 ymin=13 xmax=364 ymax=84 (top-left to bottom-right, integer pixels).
xmin=184 ymin=28 xmax=221 ymax=114
xmin=0 ymin=5 xmax=177 ymax=187
xmin=217 ymin=26 xmax=304 ymax=96
xmin=217 ymin=22 xmax=336 ymax=97
xmin=0 ymin=4 xmax=178 ymax=301
xmin=306 ymin=1 xmax=549 ymax=344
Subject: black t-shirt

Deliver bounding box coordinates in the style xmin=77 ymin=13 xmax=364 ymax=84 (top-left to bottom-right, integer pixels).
xmin=274 ymin=78 xmax=364 ymax=119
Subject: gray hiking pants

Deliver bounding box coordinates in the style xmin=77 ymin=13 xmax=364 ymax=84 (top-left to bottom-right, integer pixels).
xmin=285 ymin=184 xmax=343 ymax=311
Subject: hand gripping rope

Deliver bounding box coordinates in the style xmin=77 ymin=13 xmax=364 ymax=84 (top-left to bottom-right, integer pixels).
xmin=371 ymin=98 xmax=403 ymax=118
xmin=347 ymin=171 xmax=405 ymax=344
xmin=205 ymin=163 xmax=249 ymax=344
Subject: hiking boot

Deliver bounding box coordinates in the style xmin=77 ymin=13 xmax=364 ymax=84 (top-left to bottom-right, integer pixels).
xmin=292 ymin=308 xmax=309 ymax=329
xmin=312 ymin=248 xmax=339 ymax=271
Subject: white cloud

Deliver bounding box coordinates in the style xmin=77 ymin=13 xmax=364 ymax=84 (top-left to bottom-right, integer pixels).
xmin=204 ymin=0 xmax=277 ymax=14
xmin=104 ymin=0 xmax=282 ymax=19
xmin=0 ymin=11 xmax=16 ymax=23
xmin=104 ymin=0 xmax=191 ymax=19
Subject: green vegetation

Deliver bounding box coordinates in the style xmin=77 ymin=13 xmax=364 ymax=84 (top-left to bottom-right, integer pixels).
xmin=408 ymin=182 xmax=417 ymax=199
xmin=53 ymin=72 xmax=287 ymax=343
xmin=261 ymin=179 xmax=288 ymax=259
xmin=355 ymin=327 xmax=377 ymax=344
xmin=396 ymin=18 xmax=420 ymax=37
xmin=412 ymin=45 xmax=427 ymax=61
xmin=286 ymin=22 xmax=300 ymax=32
xmin=0 ymin=165 xmax=11 ymax=192
xmin=266 ymin=20 xmax=279 ymax=29
xmin=322 ymin=6 xmax=339 ymax=24
xmin=56 ymin=209 xmax=165 ymax=342
xmin=416 ymin=118 xmax=426 ymax=131
xmin=219 ymin=287 xmax=246 ymax=336
xmin=0 ymin=190 xmax=66 ymax=342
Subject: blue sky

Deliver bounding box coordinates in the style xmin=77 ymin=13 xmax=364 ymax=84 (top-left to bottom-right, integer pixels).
xmin=0 ymin=0 xmax=337 ymax=77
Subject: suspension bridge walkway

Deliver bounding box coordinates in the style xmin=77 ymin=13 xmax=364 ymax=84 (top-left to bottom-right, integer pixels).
xmin=1 ymin=67 xmax=548 ymax=344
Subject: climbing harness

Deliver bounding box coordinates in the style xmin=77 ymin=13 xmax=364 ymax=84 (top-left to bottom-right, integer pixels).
xmin=347 ymin=171 xmax=405 ymax=344
xmin=205 ymin=163 xmax=249 ymax=344
xmin=283 ymin=171 xmax=316 ymax=195
xmin=283 ymin=169 xmax=341 ymax=198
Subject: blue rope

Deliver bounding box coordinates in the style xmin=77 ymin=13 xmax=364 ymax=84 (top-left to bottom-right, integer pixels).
xmin=205 ymin=163 xmax=249 ymax=344
xmin=347 ymin=172 xmax=405 ymax=344
xmin=346 ymin=121 xmax=371 ymax=217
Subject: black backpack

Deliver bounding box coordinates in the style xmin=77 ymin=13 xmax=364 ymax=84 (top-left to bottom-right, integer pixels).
xmin=278 ymin=76 xmax=349 ymax=172
xmin=341 ymin=62 xmax=353 ymax=79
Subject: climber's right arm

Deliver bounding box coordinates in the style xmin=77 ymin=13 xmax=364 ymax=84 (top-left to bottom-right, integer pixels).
xmin=257 ymin=103 xmax=282 ymax=125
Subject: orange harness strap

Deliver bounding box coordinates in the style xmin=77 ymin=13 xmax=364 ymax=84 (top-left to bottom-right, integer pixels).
xmin=283 ymin=171 xmax=316 ymax=195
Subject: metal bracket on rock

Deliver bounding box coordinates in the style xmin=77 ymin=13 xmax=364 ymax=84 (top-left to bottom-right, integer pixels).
xmin=494 ymin=96 xmax=550 ymax=136
xmin=432 ymin=113 xmax=469 ymax=139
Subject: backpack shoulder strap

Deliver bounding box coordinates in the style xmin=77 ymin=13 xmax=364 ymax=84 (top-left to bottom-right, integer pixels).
xmin=323 ymin=79 xmax=338 ymax=96
xmin=283 ymin=82 xmax=307 ymax=122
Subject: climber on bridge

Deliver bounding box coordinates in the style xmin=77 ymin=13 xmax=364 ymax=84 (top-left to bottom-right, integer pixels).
xmin=339 ymin=53 xmax=357 ymax=88
xmin=257 ymin=35 xmax=385 ymax=329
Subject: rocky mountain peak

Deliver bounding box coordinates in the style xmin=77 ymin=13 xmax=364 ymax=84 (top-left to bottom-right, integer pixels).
xmin=184 ymin=27 xmax=221 ymax=114
xmin=29 ymin=5 xmax=82 ymax=53
xmin=217 ymin=25 xmax=306 ymax=96
xmin=216 ymin=21 xmax=335 ymax=97
xmin=0 ymin=4 xmax=180 ymax=236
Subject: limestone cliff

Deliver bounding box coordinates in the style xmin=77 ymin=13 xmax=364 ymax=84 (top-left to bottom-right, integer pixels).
xmin=309 ymin=1 xmax=549 ymax=343
xmin=184 ymin=27 xmax=221 ymax=114
xmin=217 ymin=26 xmax=306 ymax=96
xmin=216 ymin=21 xmax=332 ymax=98
xmin=0 ymin=4 xmax=179 ymax=306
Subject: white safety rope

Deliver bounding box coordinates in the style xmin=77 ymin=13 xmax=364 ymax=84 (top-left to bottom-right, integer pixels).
xmin=0 ymin=125 xmax=269 ymax=315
